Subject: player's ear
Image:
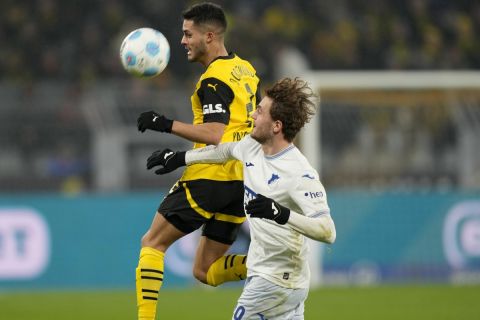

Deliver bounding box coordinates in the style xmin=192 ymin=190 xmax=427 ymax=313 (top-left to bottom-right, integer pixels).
xmin=205 ymin=31 xmax=215 ymax=44
xmin=273 ymin=120 xmax=283 ymax=134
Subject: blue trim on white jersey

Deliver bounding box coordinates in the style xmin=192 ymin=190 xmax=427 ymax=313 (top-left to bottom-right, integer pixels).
xmin=265 ymin=144 xmax=295 ymax=160
xmin=308 ymin=210 xmax=330 ymax=218
xmin=302 ymin=173 xmax=315 ymax=180
xmin=244 ymin=184 xmax=258 ymax=198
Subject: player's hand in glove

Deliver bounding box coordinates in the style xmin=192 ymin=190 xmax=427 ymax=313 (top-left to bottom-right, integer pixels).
xmin=246 ymin=194 xmax=290 ymax=225
xmin=137 ymin=110 xmax=173 ymax=133
xmin=146 ymin=148 xmax=186 ymax=174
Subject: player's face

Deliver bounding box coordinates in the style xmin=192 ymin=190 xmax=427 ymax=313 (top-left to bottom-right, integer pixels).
xmin=181 ymin=20 xmax=207 ymax=63
xmin=251 ymin=97 xmax=275 ymax=144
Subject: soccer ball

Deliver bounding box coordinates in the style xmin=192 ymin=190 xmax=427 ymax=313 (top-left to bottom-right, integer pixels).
xmin=119 ymin=28 xmax=170 ymax=78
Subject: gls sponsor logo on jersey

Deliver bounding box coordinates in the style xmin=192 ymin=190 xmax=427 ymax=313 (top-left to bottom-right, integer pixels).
xmin=203 ymin=103 xmax=225 ymax=115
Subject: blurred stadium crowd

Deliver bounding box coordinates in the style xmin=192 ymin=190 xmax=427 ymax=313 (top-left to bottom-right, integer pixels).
xmin=0 ymin=0 xmax=479 ymax=192
xmin=1 ymin=0 xmax=479 ymax=81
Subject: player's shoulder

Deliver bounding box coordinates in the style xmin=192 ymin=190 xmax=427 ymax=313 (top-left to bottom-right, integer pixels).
xmin=236 ymin=134 xmax=259 ymax=150
xmin=286 ymin=148 xmax=319 ymax=179
xmin=205 ymin=53 xmax=256 ymax=77
xmin=230 ymin=135 xmax=260 ymax=161
xmin=279 ymin=145 xmax=312 ymax=165
xmin=231 ymin=53 xmax=256 ymax=68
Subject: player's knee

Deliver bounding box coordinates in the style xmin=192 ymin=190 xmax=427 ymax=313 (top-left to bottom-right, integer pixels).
xmin=141 ymin=231 xmax=166 ymax=251
xmin=193 ymin=266 xmax=208 ymax=284
xmin=140 ymin=232 xmax=152 ymax=247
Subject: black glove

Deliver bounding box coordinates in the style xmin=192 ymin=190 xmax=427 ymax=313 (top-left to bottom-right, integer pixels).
xmin=245 ymin=194 xmax=290 ymax=225
xmin=137 ymin=110 xmax=173 ymax=133
xmin=146 ymin=148 xmax=186 ymax=175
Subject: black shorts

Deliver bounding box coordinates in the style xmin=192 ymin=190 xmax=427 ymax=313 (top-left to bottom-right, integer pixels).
xmin=158 ymin=179 xmax=245 ymax=245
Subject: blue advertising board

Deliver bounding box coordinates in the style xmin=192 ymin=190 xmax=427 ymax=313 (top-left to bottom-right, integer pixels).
xmin=0 ymin=190 xmax=479 ymax=289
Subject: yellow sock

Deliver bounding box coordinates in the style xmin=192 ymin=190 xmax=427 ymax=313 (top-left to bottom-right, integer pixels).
xmin=206 ymin=254 xmax=247 ymax=287
xmin=136 ymin=247 xmax=165 ymax=320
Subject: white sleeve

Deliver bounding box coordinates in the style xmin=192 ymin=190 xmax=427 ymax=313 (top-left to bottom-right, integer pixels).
xmin=230 ymin=134 xmax=255 ymax=162
xmin=287 ymin=211 xmax=336 ymax=244
xmin=286 ymin=171 xmax=336 ymax=243
xmin=185 ymin=142 xmax=238 ymax=164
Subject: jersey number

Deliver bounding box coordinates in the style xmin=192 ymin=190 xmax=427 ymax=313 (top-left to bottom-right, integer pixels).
xmin=244 ymin=83 xmax=255 ymax=128
xmin=233 ymin=306 xmax=245 ymax=320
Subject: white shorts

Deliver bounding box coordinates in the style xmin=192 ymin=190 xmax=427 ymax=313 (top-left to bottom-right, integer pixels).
xmin=232 ymin=276 xmax=309 ymax=320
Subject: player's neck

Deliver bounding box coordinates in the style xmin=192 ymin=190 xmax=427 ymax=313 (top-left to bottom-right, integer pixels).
xmin=202 ymin=44 xmax=228 ymax=67
xmin=261 ymin=138 xmax=291 ymax=156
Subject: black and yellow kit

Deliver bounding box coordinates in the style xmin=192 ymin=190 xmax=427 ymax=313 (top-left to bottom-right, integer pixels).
xmin=159 ymin=53 xmax=260 ymax=244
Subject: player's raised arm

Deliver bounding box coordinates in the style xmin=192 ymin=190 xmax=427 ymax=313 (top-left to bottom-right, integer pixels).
xmin=171 ymin=77 xmax=234 ymax=145
xmin=146 ymin=142 xmax=238 ymax=174
xmin=146 ymin=149 xmax=186 ymax=175
xmin=172 ymin=121 xmax=225 ymax=145
xmin=185 ymin=142 xmax=237 ymax=164
xmin=137 ymin=110 xmax=174 ymax=133
xmin=137 ymin=70 xmax=237 ymax=146
xmin=136 ymin=110 xmax=226 ymax=145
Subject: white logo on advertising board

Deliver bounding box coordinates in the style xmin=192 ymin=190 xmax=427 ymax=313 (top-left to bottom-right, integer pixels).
xmin=443 ymin=201 xmax=480 ymax=269
xmin=0 ymin=208 xmax=50 ymax=279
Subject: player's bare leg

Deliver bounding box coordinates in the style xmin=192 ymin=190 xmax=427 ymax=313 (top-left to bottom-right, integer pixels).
xmin=141 ymin=213 xmax=185 ymax=250
xmin=136 ymin=213 xmax=185 ymax=320
xmin=193 ymin=236 xmax=229 ymax=282
xmin=194 ymin=236 xmax=247 ymax=286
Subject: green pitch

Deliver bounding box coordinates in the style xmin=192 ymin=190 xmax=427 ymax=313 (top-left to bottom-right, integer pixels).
xmin=1 ymin=285 xmax=479 ymax=319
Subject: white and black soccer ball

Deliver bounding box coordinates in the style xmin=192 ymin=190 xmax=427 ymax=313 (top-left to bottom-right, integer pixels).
xmin=119 ymin=28 xmax=170 ymax=78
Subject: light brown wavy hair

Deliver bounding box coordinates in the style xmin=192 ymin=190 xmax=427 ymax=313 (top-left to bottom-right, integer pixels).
xmin=266 ymin=77 xmax=317 ymax=142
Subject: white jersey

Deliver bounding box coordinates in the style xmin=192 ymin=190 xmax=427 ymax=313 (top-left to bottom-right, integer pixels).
xmin=231 ymin=135 xmax=330 ymax=289
xmin=186 ymin=135 xmax=331 ymax=289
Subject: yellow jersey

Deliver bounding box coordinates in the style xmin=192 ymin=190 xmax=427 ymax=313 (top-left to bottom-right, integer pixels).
xmin=180 ymin=53 xmax=260 ymax=182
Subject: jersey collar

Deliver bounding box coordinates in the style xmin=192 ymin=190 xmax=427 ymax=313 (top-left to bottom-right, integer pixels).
xmin=208 ymin=52 xmax=235 ymax=67
xmin=265 ymin=144 xmax=295 ymax=160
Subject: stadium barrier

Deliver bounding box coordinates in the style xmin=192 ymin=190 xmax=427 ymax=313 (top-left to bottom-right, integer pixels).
xmin=1 ymin=191 xmax=479 ymax=289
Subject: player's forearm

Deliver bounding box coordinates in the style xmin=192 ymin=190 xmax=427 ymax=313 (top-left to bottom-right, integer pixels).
xmin=287 ymin=212 xmax=336 ymax=244
xmin=185 ymin=142 xmax=237 ymax=164
xmin=171 ymin=121 xmax=225 ymax=145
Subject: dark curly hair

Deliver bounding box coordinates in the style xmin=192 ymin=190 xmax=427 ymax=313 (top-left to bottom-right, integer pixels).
xmin=182 ymin=2 xmax=227 ymax=33
xmin=265 ymin=77 xmax=317 ymax=142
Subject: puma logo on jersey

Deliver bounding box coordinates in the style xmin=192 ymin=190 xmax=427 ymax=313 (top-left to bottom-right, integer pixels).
xmin=152 ymin=115 xmax=159 ymax=122
xmin=207 ymin=83 xmax=218 ymax=91
xmin=302 ymin=174 xmax=315 ymax=180
xmin=164 ymin=151 xmax=174 ymax=159
xmin=245 ymin=162 xmax=254 ymax=167
xmin=267 ymin=173 xmax=280 ymax=185
xmin=203 ymin=103 xmax=225 ymax=114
